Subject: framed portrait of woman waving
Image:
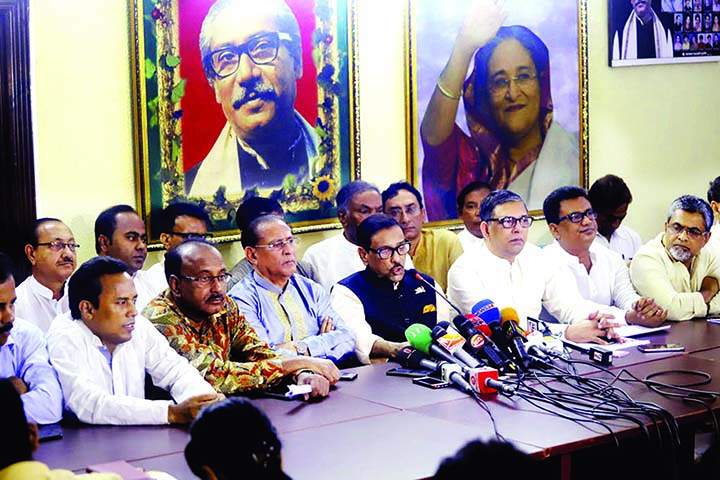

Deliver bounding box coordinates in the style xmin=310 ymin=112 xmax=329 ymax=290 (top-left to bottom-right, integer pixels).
xmin=406 ymin=0 xmax=588 ymax=222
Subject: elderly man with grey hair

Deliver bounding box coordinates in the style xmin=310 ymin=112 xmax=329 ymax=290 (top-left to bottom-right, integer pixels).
xmin=631 ymin=195 xmax=720 ymax=320
xmin=301 ymin=181 xmax=391 ymax=290
xmin=186 ymin=0 xmax=319 ymax=198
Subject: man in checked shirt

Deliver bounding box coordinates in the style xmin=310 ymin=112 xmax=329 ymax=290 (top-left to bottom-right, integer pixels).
xmin=144 ymin=239 xmax=339 ymax=398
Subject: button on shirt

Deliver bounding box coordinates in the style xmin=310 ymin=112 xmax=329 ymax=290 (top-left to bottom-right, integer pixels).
xmin=47 ymin=313 xmax=215 ymax=425
xmin=542 ymin=241 xmax=637 ymax=323
xmin=229 ymin=271 xmax=356 ymax=361
xmin=447 ymin=242 xmax=604 ymax=330
xmin=14 ymin=275 xmax=69 ymax=334
xmin=0 ymin=318 xmax=62 ymax=424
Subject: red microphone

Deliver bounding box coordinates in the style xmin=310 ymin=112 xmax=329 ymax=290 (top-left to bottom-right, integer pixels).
xmin=467 ymin=367 xmax=516 ymax=395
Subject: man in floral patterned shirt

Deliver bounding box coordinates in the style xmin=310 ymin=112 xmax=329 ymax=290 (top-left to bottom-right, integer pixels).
xmin=143 ymin=239 xmax=339 ymax=397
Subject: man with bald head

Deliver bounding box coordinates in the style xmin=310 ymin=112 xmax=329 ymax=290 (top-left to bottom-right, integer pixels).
xmin=95 ymin=205 xmax=154 ymax=310
xmin=145 ymin=239 xmax=338 ymax=398
xmin=229 ymin=216 xmax=356 ymax=363
xmin=186 ymin=0 xmax=319 ymax=198
xmin=16 ymin=218 xmax=78 ymax=333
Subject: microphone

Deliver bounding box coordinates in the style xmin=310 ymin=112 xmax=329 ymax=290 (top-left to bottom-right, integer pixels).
xmin=500 ymin=307 xmax=531 ymax=370
xmin=431 ymin=322 xmax=481 ymax=369
xmin=452 ymin=314 xmax=514 ymax=373
xmin=405 ymin=324 xmax=464 ymax=368
xmin=467 ymin=367 xmax=516 ymax=395
xmin=413 ymin=272 xmax=463 ymax=316
xmin=440 ymin=363 xmax=474 ymax=394
xmin=472 ymin=300 xmax=515 ymax=360
xmin=395 ymin=346 xmax=438 ymax=372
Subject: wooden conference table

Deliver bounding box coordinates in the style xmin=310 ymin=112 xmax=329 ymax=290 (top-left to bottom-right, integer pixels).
xmin=36 ymin=320 xmax=720 ymax=480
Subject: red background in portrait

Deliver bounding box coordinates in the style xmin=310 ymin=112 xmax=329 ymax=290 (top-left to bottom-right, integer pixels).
xmin=178 ymin=0 xmax=318 ymax=173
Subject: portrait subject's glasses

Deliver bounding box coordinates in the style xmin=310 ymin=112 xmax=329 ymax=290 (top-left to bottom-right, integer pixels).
xmin=171 ymin=232 xmax=214 ymax=240
xmin=666 ymin=222 xmax=705 ymax=239
xmin=486 ymin=215 xmax=534 ymax=229
xmin=558 ymin=209 xmax=598 ymax=224
xmin=36 ymin=241 xmax=80 ymax=252
xmin=367 ymin=241 xmax=411 ymax=260
xmin=254 ymin=236 xmax=300 ymax=251
xmin=208 ymin=32 xmax=293 ymax=78
xmin=179 ymin=273 xmax=232 ymax=285
xmin=488 ymin=72 xmax=538 ymax=96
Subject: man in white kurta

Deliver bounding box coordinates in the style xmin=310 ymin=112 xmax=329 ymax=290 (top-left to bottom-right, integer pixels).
xmin=15 ymin=219 xmax=77 ymax=333
xmin=447 ymin=190 xmax=621 ymax=343
xmin=47 ymin=257 xmax=219 ymax=425
xmin=541 ymin=186 xmax=666 ymax=327
xmin=631 ymin=195 xmax=720 ymax=320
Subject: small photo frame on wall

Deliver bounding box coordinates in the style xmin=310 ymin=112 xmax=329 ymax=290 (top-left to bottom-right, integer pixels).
xmin=406 ymin=0 xmax=588 ymax=223
xmin=130 ymin=0 xmax=359 ymax=243
xmin=609 ymin=0 xmax=720 ymax=67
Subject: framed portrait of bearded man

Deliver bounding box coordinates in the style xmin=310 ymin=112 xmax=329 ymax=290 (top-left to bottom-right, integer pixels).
xmin=406 ymin=0 xmax=588 ymax=223
xmin=131 ymin=0 xmax=359 ymax=242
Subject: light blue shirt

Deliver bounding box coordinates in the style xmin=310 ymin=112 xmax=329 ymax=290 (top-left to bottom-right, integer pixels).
xmin=229 ymin=270 xmax=356 ymax=362
xmin=0 ymin=318 xmax=63 ymax=424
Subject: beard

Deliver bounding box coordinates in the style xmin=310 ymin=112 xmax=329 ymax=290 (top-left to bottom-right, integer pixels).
xmin=669 ymin=245 xmax=692 ymax=263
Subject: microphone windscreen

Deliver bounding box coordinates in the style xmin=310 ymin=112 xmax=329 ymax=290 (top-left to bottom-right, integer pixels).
xmin=500 ymin=307 xmax=526 ymax=335
xmin=472 ymin=299 xmax=501 ymax=325
xmin=464 ymin=313 xmax=492 ymax=337
xmin=396 ymin=346 xmax=429 ymax=369
xmin=405 ymin=323 xmax=433 ymax=355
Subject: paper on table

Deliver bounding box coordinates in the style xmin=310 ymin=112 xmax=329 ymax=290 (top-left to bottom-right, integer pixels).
xmin=563 ymin=337 xmax=651 ymax=352
xmin=613 ymin=324 xmax=671 ymax=338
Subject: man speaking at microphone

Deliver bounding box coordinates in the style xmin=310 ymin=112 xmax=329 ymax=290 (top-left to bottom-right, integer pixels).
xmin=331 ymin=214 xmax=450 ymax=364
xmin=447 ymin=190 xmax=622 ymax=343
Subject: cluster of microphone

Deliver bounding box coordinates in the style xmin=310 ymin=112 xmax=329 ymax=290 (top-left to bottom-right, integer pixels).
xmin=394 ymin=274 xmax=560 ymax=396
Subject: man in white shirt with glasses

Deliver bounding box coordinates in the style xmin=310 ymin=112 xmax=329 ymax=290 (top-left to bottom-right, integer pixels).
xmin=187 ymin=0 xmax=319 ymax=198
xmin=447 ymin=189 xmax=622 ymax=344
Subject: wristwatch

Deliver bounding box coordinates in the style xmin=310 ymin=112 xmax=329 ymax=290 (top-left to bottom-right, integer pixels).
xmin=295 ymin=341 xmax=309 ymax=356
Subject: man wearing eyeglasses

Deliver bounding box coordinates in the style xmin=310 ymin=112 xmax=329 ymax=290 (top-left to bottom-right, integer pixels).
xmin=542 ymin=186 xmax=667 ymax=327
xmin=382 ymin=182 xmax=463 ymax=292
xmin=186 ymin=0 xmax=318 ymax=199
xmin=448 ymin=189 xmax=623 ymax=344
xmin=631 ymin=195 xmax=720 ymax=320
xmin=145 ymin=239 xmax=339 ymax=398
xmin=330 ymin=214 xmax=449 ymax=364
xmin=145 ymin=203 xmax=212 ymax=296
xmin=15 ymin=218 xmax=77 ymax=333
xmin=229 ymin=215 xmax=356 ymax=363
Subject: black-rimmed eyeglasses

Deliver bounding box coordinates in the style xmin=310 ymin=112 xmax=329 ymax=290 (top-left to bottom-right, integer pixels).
xmin=558 ymin=209 xmax=598 ymax=224
xmin=666 ymin=222 xmax=705 ymax=239
xmin=486 ymin=215 xmax=533 ymax=229
xmin=171 ymin=232 xmax=214 ymax=240
xmin=367 ymin=241 xmax=411 ymax=260
xmin=207 ymin=32 xmax=293 ymax=79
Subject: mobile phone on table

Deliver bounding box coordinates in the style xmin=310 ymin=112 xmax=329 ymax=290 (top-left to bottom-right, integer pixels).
xmin=637 ymin=343 xmax=685 ymax=353
xmin=412 ymin=376 xmax=451 ymax=389
xmin=386 ymin=367 xmax=433 ymax=378
xmin=339 ymin=371 xmax=358 ymax=381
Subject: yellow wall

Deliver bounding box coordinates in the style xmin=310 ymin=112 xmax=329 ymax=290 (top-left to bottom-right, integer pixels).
xmin=30 ymin=0 xmax=720 ymax=267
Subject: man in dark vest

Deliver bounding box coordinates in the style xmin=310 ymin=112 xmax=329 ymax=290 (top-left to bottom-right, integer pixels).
xmin=330 ymin=214 xmax=449 ymax=364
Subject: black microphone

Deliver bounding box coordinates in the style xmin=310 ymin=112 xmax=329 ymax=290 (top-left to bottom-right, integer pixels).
xmin=396 ymin=346 xmax=438 ymax=372
xmin=413 ymin=272 xmax=463 ymax=316
xmin=499 ymin=307 xmax=531 ymax=371
xmin=453 ymin=315 xmax=514 ymax=374
xmin=431 ymin=322 xmax=481 ymax=369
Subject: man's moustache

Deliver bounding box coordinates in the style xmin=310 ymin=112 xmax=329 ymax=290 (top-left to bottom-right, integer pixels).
xmin=232 ymin=83 xmax=276 ymax=110
xmin=0 ymin=323 xmax=13 ymax=334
